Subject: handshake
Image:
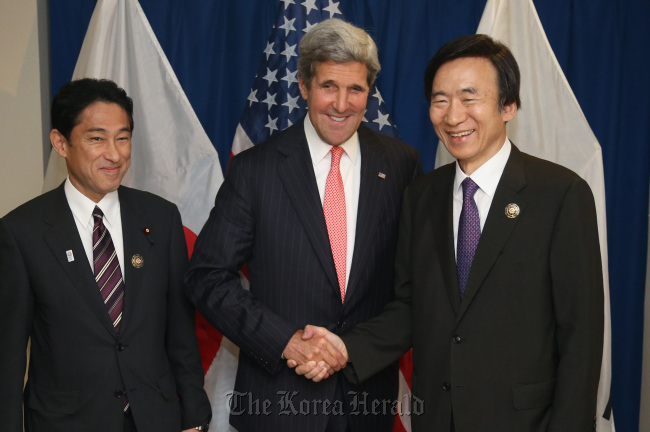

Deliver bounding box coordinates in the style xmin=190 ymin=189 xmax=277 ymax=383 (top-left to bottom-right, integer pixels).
xmin=282 ymin=325 xmax=349 ymax=382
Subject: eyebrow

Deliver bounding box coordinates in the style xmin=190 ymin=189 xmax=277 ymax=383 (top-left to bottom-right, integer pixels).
xmin=85 ymin=127 xmax=131 ymax=133
xmin=458 ymin=86 xmax=479 ymax=95
xmin=319 ymin=79 xmax=367 ymax=90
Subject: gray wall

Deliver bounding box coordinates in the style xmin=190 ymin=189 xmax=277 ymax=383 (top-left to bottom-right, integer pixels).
xmin=0 ymin=0 xmax=50 ymax=217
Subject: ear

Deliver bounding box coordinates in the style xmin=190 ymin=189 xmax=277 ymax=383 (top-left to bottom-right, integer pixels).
xmin=50 ymin=129 xmax=68 ymax=158
xmin=501 ymin=101 xmax=517 ymax=122
xmin=298 ymin=75 xmax=309 ymax=100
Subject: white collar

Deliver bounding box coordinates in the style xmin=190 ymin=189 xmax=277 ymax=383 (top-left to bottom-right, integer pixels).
xmin=64 ymin=178 xmax=120 ymax=228
xmin=304 ymin=114 xmax=359 ymax=166
xmin=454 ymin=138 xmax=512 ymax=197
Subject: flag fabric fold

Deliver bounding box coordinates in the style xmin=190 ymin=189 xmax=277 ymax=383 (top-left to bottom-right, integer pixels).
xmin=435 ymin=1 xmax=613 ymax=430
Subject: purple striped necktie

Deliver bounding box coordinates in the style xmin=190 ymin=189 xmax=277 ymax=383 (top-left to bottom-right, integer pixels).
xmin=92 ymin=206 xmax=125 ymax=332
xmin=457 ymin=178 xmax=481 ymax=298
xmin=93 ymin=207 xmax=130 ymax=412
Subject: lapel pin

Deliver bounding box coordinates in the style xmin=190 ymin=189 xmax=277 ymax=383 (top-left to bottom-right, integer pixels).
xmin=66 ymin=250 xmax=75 ymax=262
xmin=505 ymin=203 xmax=520 ymax=219
xmin=131 ymin=254 xmax=144 ymax=268
xmin=378 ymin=172 xmax=386 ymax=179
xmin=143 ymin=227 xmax=151 ymax=235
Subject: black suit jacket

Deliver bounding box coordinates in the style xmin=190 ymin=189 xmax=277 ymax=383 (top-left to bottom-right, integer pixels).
xmin=0 ymin=184 xmax=211 ymax=432
xmin=342 ymin=145 xmax=604 ymax=432
xmin=186 ymin=119 xmax=422 ymax=432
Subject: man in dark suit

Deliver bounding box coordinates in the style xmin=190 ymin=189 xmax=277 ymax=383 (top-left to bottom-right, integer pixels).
xmin=0 ymin=79 xmax=211 ymax=432
xmin=301 ymin=34 xmax=604 ymax=431
xmin=185 ymin=18 xmax=421 ymax=432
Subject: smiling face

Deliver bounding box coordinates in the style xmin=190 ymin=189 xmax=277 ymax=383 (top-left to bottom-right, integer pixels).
xmin=51 ymin=101 xmax=132 ymax=202
xmin=429 ymin=57 xmax=517 ymax=175
xmin=299 ymin=60 xmax=369 ymax=147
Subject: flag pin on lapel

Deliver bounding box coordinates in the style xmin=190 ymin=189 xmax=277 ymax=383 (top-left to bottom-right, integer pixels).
xmin=378 ymin=172 xmax=386 ymax=179
xmin=131 ymin=254 xmax=144 ymax=268
xmin=505 ymin=203 xmax=520 ymax=219
xmin=66 ymin=250 xmax=74 ymax=262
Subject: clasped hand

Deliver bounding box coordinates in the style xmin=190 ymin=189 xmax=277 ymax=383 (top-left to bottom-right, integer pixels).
xmin=283 ymin=325 xmax=348 ymax=382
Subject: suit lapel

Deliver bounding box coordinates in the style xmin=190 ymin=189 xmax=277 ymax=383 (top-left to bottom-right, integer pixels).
xmin=346 ymin=127 xmax=385 ymax=303
xmin=43 ymin=185 xmax=118 ymax=338
xmin=431 ymin=165 xmax=462 ymax=314
xmin=276 ymin=121 xmax=340 ymax=294
xmin=118 ymin=186 xmax=154 ymax=336
xmin=457 ymin=145 xmax=528 ymax=321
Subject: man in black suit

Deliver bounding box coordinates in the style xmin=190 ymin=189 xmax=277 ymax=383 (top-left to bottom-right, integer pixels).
xmin=300 ymin=34 xmax=604 ymax=431
xmin=185 ymin=18 xmax=421 ymax=432
xmin=0 ymin=79 xmax=211 ymax=432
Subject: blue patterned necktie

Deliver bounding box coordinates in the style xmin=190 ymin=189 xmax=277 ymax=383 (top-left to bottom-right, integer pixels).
xmin=457 ymin=178 xmax=481 ymax=298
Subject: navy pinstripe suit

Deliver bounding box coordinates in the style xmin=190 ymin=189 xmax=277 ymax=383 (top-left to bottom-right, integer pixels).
xmin=186 ymin=118 xmax=421 ymax=432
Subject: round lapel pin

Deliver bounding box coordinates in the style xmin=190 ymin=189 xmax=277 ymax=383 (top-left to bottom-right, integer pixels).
xmin=131 ymin=254 xmax=144 ymax=268
xmin=504 ymin=203 xmax=520 ymax=219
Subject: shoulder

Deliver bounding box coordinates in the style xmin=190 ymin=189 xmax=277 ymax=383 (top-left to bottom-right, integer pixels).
xmin=410 ymin=161 xmax=454 ymax=192
xmin=2 ymin=188 xmax=62 ymax=225
xmin=118 ymin=186 xmax=180 ymax=217
xmin=232 ymin=120 xmax=306 ymax=162
xmin=359 ymin=123 xmax=420 ymax=160
xmin=516 ymin=148 xmax=591 ymax=192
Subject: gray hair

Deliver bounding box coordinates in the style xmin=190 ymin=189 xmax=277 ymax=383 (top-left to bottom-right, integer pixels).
xmin=298 ymin=18 xmax=381 ymax=88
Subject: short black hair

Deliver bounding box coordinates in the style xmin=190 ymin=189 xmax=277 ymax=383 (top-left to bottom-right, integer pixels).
xmin=51 ymin=78 xmax=134 ymax=141
xmin=424 ymin=34 xmax=521 ymax=111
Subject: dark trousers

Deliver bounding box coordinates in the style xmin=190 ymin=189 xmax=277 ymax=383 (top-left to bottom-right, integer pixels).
xmin=324 ymin=379 xmax=351 ymax=432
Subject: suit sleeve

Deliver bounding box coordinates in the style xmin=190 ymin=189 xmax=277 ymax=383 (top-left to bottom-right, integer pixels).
xmin=185 ymin=155 xmax=297 ymax=375
xmin=548 ymin=178 xmax=604 ymax=430
xmin=0 ymin=218 xmax=33 ymax=432
xmin=165 ymin=206 xmax=211 ymax=429
xmin=341 ymin=184 xmax=415 ymax=384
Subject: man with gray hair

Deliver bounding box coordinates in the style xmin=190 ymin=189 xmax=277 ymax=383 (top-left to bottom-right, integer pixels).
xmin=186 ymin=18 xmax=421 ymax=432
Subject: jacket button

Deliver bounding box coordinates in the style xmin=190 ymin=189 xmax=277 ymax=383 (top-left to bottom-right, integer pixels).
xmin=114 ymin=390 xmax=125 ymax=398
xmin=442 ymin=382 xmax=451 ymax=391
xmin=452 ymin=335 xmax=462 ymax=344
xmin=117 ymin=343 xmax=127 ymax=351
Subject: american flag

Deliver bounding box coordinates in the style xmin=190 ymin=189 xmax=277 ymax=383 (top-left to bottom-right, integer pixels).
xmin=200 ymin=1 xmax=414 ymax=431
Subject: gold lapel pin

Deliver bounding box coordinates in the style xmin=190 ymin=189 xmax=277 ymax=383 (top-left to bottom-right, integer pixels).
xmin=505 ymin=203 xmax=520 ymax=219
xmin=131 ymin=254 xmax=144 ymax=268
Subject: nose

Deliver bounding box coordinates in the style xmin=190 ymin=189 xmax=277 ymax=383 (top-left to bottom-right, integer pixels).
xmin=103 ymin=140 xmax=121 ymax=162
xmin=333 ymin=90 xmax=349 ymax=114
xmin=445 ymin=99 xmax=466 ymax=125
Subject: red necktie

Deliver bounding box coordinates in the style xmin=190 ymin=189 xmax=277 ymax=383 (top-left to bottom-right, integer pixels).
xmin=324 ymin=146 xmax=347 ymax=302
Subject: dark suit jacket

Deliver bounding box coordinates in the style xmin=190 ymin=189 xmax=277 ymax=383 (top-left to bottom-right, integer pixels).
xmin=0 ymin=184 xmax=211 ymax=432
xmin=342 ymin=145 xmax=604 ymax=432
xmin=186 ymin=119 xmax=422 ymax=432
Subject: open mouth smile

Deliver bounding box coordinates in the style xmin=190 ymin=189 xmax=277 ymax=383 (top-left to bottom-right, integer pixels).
xmin=449 ymin=129 xmax=475 ymax=137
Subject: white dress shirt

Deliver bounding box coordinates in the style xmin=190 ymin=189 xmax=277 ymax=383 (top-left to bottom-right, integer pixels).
xmin=64 ymin=178 xmax=125 ymax=280
xmin=453 ymin=138 xmax=512 ymax=257
xmin=304 ymin=115 xmax=361 ymax=292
